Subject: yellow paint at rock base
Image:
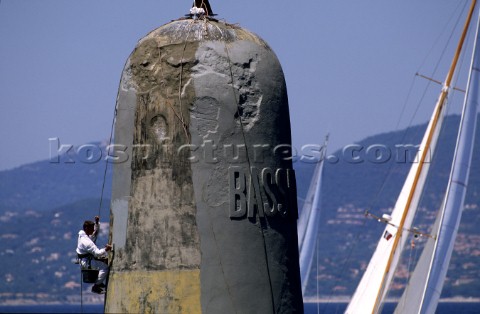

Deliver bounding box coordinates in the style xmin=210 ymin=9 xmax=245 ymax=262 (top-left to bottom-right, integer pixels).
xmin=105 ymin=269 xmax=201 ymax=314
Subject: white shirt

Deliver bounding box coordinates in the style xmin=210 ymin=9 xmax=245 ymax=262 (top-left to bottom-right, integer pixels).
xmin=76 ymin=230 xmax=107 ymax=258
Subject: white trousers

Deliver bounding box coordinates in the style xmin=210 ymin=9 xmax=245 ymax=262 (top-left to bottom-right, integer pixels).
xmin=80 ymin=259 xmax=109 ymax=285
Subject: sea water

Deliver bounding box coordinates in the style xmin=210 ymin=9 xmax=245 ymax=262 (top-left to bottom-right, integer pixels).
xmin=0 ymin=304 xmax=102 ymax=313
xmin=0 ymin=302 xmax=479 ymax=313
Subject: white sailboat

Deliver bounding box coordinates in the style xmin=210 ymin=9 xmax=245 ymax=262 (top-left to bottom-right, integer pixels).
xmin=298 ymin=135 xmax=328 ymax=296
xmin=346 ymin=1 xmax=479 ymax=313
xmin=395 ymin=5 xmax=480 ymax=314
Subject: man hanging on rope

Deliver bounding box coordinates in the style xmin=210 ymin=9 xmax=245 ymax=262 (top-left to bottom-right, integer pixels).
xmin=90 ymin=215 xmax=100 ymax=244
xmin=76 ymin=216 xmax=112 ymax=294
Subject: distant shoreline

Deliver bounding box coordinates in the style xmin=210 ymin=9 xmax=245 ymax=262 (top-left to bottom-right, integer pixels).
xmin=2 ymin=297 xmax=480 ymax=306
xmin=303 ymin=297 xmax=480 ymax=303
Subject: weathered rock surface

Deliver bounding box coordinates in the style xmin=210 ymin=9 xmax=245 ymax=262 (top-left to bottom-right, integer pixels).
xmin=106 ymin=18 xmax=303 ymax=314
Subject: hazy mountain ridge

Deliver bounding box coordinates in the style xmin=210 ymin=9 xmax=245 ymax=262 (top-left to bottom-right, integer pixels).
xmin=0 ymin=142 xmax=112 ymax=213
xmin=0 ymin=115 xmax=479 ymax=304
xmin=295 ymin=114 xmax=480 ymax=298
xmin=0 ymin=199 xmax=109 ymax=304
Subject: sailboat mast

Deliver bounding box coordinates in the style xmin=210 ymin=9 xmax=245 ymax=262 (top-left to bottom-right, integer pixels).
xmin=444 ymin=0 xmax=478 ymax=88
xmin=373 ymin=0 xmax=478 ymax=310
xmin=346 ymin=2 xmax=478 ymax=313
xmin=372 ymin=0 xmax=478 ymax=310
xmin=408 ymin=5 xmax=480 ymax=314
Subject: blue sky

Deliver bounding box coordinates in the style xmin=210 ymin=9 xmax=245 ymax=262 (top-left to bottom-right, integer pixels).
xmin=0 ymin=0 xmax=475 ymax=171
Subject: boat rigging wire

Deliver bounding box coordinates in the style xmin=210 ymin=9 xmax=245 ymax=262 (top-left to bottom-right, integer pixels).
xmin=364 ymin=211 xmax=436 ymax=240
xmin=393 ymin=0 xmax=468 ymax=140
xmin=392 ymin=0 xmax=468 ymax=142
xmin=416 ymin=1 xmax=469 ymax=72
xmin=415 ymin=73 xmax=466 ymax=93
xmin=325 ymin=0 xmax=473 ymax=307
xmin=360 ymin=0 xmax=470 ymax=222
xmin=401 ymin=8 xmax=473 ymax=245
xmin=350 ymin=1 xmax=470 ymax=230
xmin=369 ymin=0 xmax=477 ymax=309
xmin=379 ymin=43 xmax=470 ymax=305
xmin=406 ymin=0 xmax=469 ymax=134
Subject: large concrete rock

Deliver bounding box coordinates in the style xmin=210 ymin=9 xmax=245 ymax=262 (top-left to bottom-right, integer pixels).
xmin=105 ymin=17 xmax=303 ymax=314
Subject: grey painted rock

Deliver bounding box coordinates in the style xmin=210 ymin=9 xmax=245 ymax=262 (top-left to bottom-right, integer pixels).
xmin=105 ymin=17 xmax=303 ymax=314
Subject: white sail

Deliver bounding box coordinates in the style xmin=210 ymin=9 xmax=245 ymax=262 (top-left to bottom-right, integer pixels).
xmin=394 ymin=210 xmax=442 ymax=313
xmin=345 ymin=90 xmax=447 ymax=314
xmin=297 ymin=155 xmax=323 ymax=251
xmin=346 ymin=2 xmax=478 ymax=312
xmin=298 ymin=137 xmax=328 ymax=295
xmin=395 ymin=9 xmax=480 ymax=314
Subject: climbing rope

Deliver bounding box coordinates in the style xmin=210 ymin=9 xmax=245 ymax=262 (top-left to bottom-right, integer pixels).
xmin=97 ymin=100 xmax=118 ymax=218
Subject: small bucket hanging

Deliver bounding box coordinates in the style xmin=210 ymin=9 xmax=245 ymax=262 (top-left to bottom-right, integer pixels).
xmin=81 ymin=269 xmax=99 ymax=283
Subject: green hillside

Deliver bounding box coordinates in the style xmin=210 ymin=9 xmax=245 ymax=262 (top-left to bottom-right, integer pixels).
xmin=295 ymin=114 xmax=480 ymax=298
xmin=0 ymin=114 xmax=479 ymax=304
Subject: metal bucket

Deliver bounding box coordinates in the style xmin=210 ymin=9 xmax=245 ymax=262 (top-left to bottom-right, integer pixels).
xmin=82 ymin=269 xmax=99 ymax=283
